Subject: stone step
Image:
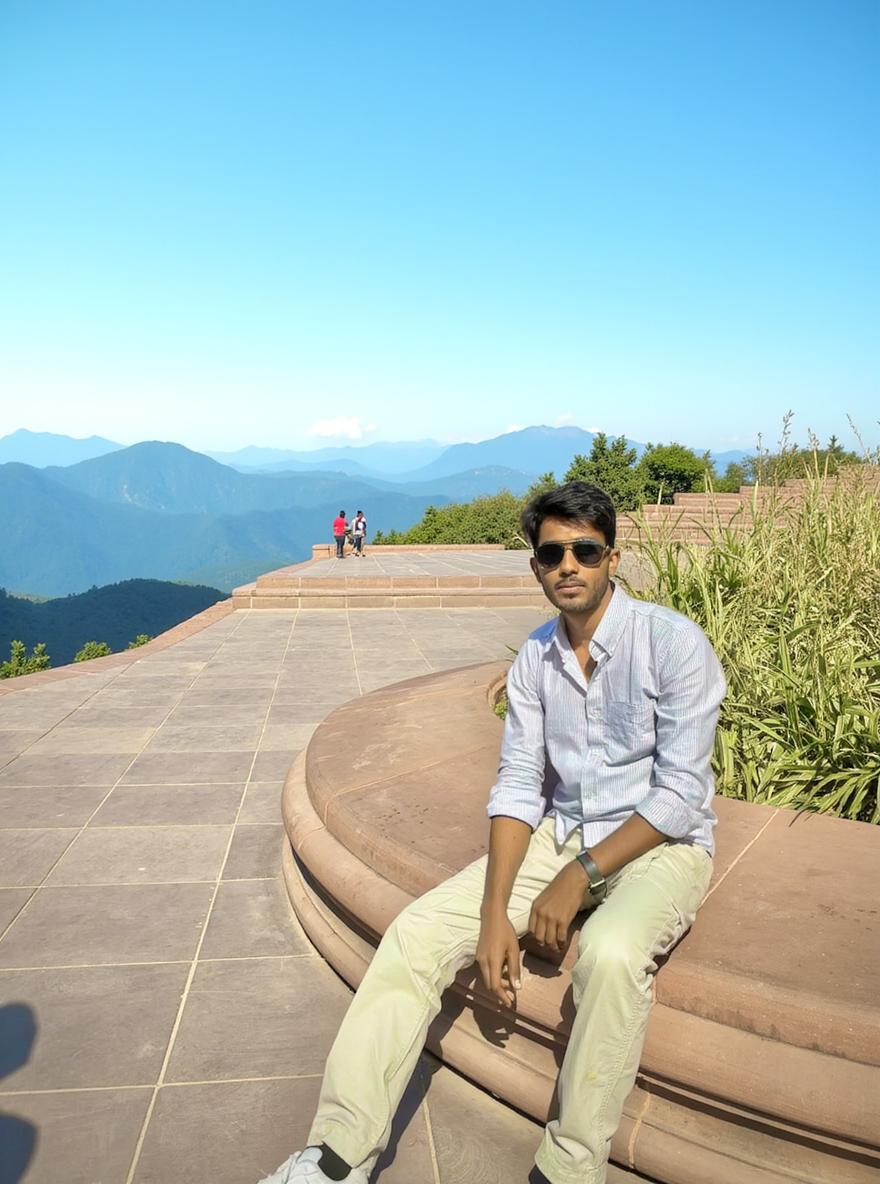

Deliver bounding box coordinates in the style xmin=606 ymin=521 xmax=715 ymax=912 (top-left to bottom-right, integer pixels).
xmin=234 ymin=583 xmax=548 ymax=610
xmin=254 ymin=572 xmax=535 ymax=590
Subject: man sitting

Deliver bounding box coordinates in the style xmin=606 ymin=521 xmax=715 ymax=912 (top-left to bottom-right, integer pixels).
xmin=262 ymin=481 xmax=725 ymax=1184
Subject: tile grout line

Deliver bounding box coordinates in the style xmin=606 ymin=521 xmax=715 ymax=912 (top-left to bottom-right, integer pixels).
xmin=0 ymin=613 xmax=254 ymax=947
xmin=0 ymin=1072 xmax=324 ymax=1098
xmin=1 ymin=876 xmax=297 ymax=890
xmin=0 ymin=954 xmax=318 ymax=973
xmin=392 ymin=609 xmax=437 ymax=673
xmin=123 ymin=609 xmax=300 ymax=1184
xmin=345 ymin=609 xmax=365 ymax=699
xmin=421 ymin=1094 xmax=443 ymax=1184
xmin=701 ymin=810 xmax=779 ymax=903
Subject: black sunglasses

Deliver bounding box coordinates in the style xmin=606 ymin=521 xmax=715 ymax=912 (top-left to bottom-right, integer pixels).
xmin=534 ymin=538 xmax=611 ymax=570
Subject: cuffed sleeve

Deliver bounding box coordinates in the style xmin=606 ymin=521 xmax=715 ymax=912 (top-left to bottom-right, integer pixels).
xmin=486 ymin=644 xmax=547 ymax=831
xmin=635 ymin=623 xmax=726 ymax=839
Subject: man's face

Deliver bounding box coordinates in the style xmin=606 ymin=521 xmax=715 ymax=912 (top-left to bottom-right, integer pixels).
xmin=530 ymin=516 xmax=620 ymax=616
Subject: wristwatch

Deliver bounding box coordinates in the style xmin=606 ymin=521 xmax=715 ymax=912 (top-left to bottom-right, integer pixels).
xmin=576 ymin=850 xmax=607 ymax=903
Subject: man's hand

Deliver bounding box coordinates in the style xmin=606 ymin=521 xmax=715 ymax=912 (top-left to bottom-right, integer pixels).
xmin=476 ymin=904 xmax=522 ymax=1008
xmin=528 ymin=860 xmax=593 ymax=952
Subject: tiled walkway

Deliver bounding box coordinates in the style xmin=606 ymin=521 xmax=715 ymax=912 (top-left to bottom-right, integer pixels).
xmin=0 ymin=605 xmax=650 ymax=1184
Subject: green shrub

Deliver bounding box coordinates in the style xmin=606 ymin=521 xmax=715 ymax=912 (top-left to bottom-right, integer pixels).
xmin=624 ymin=462 xmax=880 ymax=822
xmin=74 ymin=640 xmax=111 ymax=662
xmin=127 ymin=634 xmax=151 ymax=649
xmin=373 ymin=492 xmax=528 ymax=548
xmin=0 ymin=639 xmax=51 ymax=679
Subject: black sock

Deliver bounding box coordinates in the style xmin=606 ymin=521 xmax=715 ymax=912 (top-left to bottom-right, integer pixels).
xmin=318 ymin=1144 xmax=351 ymax=1181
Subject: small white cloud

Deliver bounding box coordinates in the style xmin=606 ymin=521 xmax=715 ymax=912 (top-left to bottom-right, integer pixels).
xmin=555 ymin=412 xmax=576 ymax=427
xmin=587 ymin=425 xmax=602 ymax=433
xmin=307 ymin=417 xmax=377 ymax=441
xmin=504 ymin=423 xmax=526 ymax=433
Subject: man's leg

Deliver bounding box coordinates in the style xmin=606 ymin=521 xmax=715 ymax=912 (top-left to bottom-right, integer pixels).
xmin=306 ymin=817 xmax=578 ymax=1177
xmin=535 ymin=842 xmax=713 ymax=1184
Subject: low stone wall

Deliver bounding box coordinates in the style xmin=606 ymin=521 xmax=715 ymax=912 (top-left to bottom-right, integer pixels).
xmin=282 ymin=664 xmax=880 ymax=1184
xmin=311 ymin=542 xmax=506 ymax=560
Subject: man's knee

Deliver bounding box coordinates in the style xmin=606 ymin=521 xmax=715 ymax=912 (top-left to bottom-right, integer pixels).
xmin=381 ymin=896 xmax=474 ymax=982
xmin=572 ymin=922 xmax=642 ymax=991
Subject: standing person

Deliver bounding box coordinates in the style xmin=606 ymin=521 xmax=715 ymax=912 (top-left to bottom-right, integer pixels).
xmin=332 ymin=511 xmax=348 ymax=559
xmin=261 ymin=482 xmax=725 ymax=1184
xmin=351 ymin=510 xmax=367 ymax=557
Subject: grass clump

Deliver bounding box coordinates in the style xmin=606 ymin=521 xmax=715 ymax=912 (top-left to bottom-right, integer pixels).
xmin=623 ymin=454 xmax=880 ymax=823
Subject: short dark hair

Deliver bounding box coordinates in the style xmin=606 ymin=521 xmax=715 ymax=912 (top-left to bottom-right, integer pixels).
xmin=521 ymin=481 xmax=616 ymax=549
xmin=339 ymin=510 xmax=345 ymax=516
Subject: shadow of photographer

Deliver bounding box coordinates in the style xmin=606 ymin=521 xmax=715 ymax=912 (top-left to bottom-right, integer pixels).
xmin=0 ymin=1002 xmax=38 ymax=1184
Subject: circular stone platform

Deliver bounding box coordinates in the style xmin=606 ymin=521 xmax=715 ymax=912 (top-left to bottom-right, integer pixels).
xmin=282 ymin=663 xmax=880 ymax=1184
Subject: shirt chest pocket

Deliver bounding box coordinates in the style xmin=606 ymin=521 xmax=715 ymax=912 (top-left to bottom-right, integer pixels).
xmin=604 ymin=700 xmax=656 ymax=764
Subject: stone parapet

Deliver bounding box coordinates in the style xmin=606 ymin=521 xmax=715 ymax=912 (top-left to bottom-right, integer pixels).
xmin=282 ymin=663 xmax=880 ymax=1183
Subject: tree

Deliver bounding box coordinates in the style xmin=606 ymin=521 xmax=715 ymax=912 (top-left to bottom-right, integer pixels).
xmin=127 ymin=634 xmax=151 ymax=649
xmin=74 ymin=640 xmax=111 ymax=662
xmin=371 ymin=492 xmax=528 ymax=548
xmin=714 ymin=461 xmax=747 ymax=493
xmin=0 ymin=640 xmax=51 ymax=679
xmin=637 ymin=443 xmax=714 ymax=504
xmin=563 ymin=434 xmax=644 ymax=510
xmin=524 ymin=471 xmax=558 ymax=501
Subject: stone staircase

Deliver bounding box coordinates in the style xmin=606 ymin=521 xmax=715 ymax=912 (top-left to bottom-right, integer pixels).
xmin=233 ymin=567 xmax=548 ymax=610
xmin=618 ymin=469 xmax=879 ymax=543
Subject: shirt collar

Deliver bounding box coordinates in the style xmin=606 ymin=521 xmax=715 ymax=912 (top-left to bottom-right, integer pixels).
xmin=552 ymin=582 xmax=631 ymax=662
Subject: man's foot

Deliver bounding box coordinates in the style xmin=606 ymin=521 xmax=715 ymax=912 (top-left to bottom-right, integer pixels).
xmin=527 ymin=1167 xmax=553 ymax=1184
xmin=257 ymin=1146 xmax=368 ymax=1184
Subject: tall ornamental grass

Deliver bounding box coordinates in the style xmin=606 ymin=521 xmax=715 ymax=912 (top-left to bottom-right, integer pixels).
xmin=623 ymin=464 xmax=880 ymax=823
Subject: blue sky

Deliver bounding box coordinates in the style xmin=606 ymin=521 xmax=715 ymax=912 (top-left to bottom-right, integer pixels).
xmin=1 ymin=0 xmax=877 ymax=454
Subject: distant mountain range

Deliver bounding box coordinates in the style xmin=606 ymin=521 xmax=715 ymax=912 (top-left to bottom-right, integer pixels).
xmin=0 ymin=428 xmax=123 ymax=467
xmin=207 ymin=439 xmax=446 ymax=477
xmin=0 ymin=426 xmax=753 ymax=598
xmin=0 ymin=580 xmax=228 ymax=665
xmin=2 ymin=426 xmax=751 ymax=479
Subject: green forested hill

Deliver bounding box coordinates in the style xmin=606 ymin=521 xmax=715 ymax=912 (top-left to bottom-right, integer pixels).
xmin=0 ymin=580 xmax=229 ymax=666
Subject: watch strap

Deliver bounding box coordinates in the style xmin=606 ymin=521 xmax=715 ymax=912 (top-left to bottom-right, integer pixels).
xmin=576 ymin=850 xmax=607 ymax=901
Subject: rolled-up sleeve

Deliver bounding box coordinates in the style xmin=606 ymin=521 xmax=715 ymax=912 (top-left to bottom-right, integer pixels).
xmin=636 ymin=624 xmax=726 ymax=838
xmin=486 ymin=645 xmax=547 ymax=830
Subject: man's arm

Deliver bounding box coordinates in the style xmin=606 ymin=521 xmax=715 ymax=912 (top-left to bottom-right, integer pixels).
xmin=477 ymin=816 xmax=531 ymax=1008
xmin=486 ymin=646 xmax=547 ymax=830
xmin=479 ymin=647 xmax=546 ymax=1006
xmin=634 ymin=623 xmax=726 ymax=839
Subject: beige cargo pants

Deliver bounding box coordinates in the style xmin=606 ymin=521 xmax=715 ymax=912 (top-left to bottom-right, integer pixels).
xmin=308 ymin=816 xmax=713 ymax=1184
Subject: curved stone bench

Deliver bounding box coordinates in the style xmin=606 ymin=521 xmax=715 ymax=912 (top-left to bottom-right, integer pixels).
xmin=281 ymin=663 xmax=880 ymax=1184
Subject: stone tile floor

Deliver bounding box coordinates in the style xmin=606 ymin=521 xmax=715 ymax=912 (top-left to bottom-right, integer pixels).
xmin=0 ymin=606 xmax=646 ymax=1184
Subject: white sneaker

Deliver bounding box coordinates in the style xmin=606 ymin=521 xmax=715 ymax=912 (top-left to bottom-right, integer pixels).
xmin=257 ymin=1146 xmax=369 ymax=1184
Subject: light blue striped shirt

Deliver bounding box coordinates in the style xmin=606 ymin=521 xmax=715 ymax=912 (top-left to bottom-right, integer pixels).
xmin=487 ymin=584 xmax=726 ymax=855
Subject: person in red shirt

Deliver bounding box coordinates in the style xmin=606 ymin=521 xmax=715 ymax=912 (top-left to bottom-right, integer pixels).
xmin=332 ymin=511 xmax=348 ymax=559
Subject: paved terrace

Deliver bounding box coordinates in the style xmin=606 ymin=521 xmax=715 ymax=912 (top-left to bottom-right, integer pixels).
xmin=1 ymin=597 xmax=663 ymax=1184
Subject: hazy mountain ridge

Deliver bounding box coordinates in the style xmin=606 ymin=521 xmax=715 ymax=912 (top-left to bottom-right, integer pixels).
xmin=0 ymin=460 xmax=444 ymax=596
xmin=0 ymin=428 xmax=123 ymax=467
xmin=0 ymin=580 xmax=229 ymax=666
xmin=207 ymin=438 xmax=445 ymax=476
xmin=3 ymin=426 xmax=752 ymax=479
xmin=1 ymin=425 xmax=752 ymax=597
